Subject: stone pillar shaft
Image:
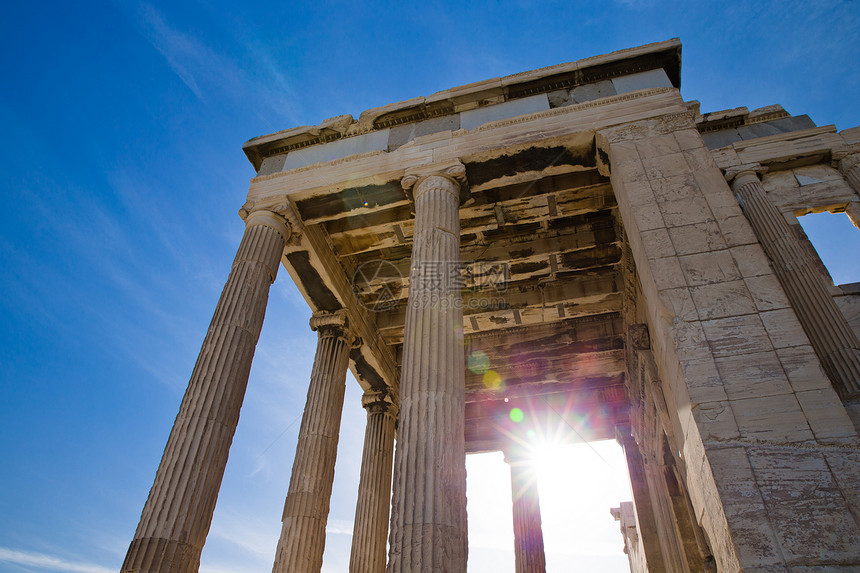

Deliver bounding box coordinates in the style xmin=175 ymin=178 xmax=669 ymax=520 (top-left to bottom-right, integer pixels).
xmin=733 ymin=170 xmax=860 ymax=398
xmin=387 ymin=165 xmax=468 ymax=572
xmin=272 ymin=311 xmax=352 ymax=573
xmin=506 ymin=453 xmax=546 ymax=573
xmin=121 ymin=210 xmax=289 ymax=573
xmin=349 ymin=392 xmax=398 ymax=573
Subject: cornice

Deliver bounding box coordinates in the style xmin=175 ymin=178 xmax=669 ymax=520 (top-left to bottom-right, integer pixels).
xmin=243 ymin=39 xmax=682 ymax=170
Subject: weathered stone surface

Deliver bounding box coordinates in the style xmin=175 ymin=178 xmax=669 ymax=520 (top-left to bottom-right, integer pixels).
xmin=702 ymin=129 xmax=743 ymax=150
xmin=281 ymin=130 xmax=390 ymax=171
xmin=572 ymin=80 xmax=617 ymax=103
xmin=459 ymin=94 xmax=550 ymax=131
xmin=387 ymin=114 xmax=461 ymax=151
xmin=611 ymin=69 xmax=673 ymax=94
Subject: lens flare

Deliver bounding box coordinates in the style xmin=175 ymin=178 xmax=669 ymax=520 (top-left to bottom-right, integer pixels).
xmin=468 ymin=351 xmax=490 ymax=374
xmin=509 ymin=407 xmax=524 ymax=423
xmin=482 ymin=369 xmax=502 ymax=389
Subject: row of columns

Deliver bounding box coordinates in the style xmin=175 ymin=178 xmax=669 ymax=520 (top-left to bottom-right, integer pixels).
xmin=120 ymin=161 xmax=549 ymax=573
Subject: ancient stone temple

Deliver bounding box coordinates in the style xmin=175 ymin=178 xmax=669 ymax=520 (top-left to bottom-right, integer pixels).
xmin=120 ymin=39 xmax=860 ymax=572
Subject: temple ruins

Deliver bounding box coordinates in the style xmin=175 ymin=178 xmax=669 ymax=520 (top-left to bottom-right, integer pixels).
xmin=120 ymin=39 xmax=860 ymax=572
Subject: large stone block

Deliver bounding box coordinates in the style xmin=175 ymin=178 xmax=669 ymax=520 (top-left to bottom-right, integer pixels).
xmin=747 ymin=450 xmax=860 ymax=564
xmin=658 ymin=286 xmax=699 ymax=321
xmin=281 ymin=129 xmax=390 ymax=170
xmin=775 ymin=345 xmax=834 ymax=393
xmin=459 ymin=93 xmax=550 ymax=131
xmin=701 ymin=314 xmax=773 ymax=357
xmin=794 ymin=389 xmax=857 ymax=442
xmin=679 ymin=251 xmax=742 ymax=286
xmin=387 ymin=114 xmax=461 ymax=151
xmin=744 ymin=274 xmax=792 ymax=312
xmin=759 ymin=308 xmax=811 ymax=349
xmin=713 ymin=351 xmax=793 ymax=401
xmin=611 ymin=68 xmax=673 ymax=93
xmin=648 ymin=256 xmax=687 ymax=290
xmin=701 ymin=129 xmax=743 ymax=150
xmin=730 ymin=394 xmax=814 ymax=442
xmin=650 ymin=173 xmax=699 ymax=203
xmin=642 ymin=152 xmax=691 ymax=180
xmin=668 ymin=221 xmax=726 ymax=256
xmin=573 ymin=80 xmax=617 ymax=102
xmin=716 ymin=214 xmax=760 ymax=247
xmin=690 ymin=280 xmax=757 ymax=320
xmin=730 ymin=245 xmax=773 ymax=278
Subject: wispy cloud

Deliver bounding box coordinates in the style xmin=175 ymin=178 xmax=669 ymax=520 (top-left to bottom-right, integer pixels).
xmin=134 ymin=2 xmax=301 ymax=125
xmin=0 ymin=547 xmax=113 ymax=573
xmin=326 ymin=519 xmax=354 ymax=536
xmin=137 ymin=3 xmax=207 ymax=100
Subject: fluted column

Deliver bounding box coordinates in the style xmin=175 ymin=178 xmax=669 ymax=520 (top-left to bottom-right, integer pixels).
xmin=121 ymin=209 xmax=290 ymax=573
xmin=349 ymin=390 xmax=398 ymax=573
xmin=505 ymin=449 xmax=546 ymax=573
xmin=836 ymin=153 xmax=860 ymax=229
xmin=729 ymin=167 xmax=860 ymax=398
xmin=272 ymin=310 xmax=354 ymax=573
xmin=387 ymin=161 xmax=469 ymax=572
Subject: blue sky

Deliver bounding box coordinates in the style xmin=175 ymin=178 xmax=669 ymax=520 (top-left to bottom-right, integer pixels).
xmin=1 ymin=1 xmax=858 ymax=572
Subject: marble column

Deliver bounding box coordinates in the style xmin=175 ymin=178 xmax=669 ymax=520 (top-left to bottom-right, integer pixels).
xmin=349 ymin=390 xmax=398 ymax=573
xmin=836 ymin=153 xmax=860 ymax=229
xmin=504 ymin=449 xmax=546 ymax=573
xmin=729 ymin=167 xmax=860 ymax=398
xmin=121 ymin=209 xmax=289 ymax=573
xmin=387 ymin=161 xmax=469 ymax=572
xmin=272 ymin=310 xmax=353 ymax=573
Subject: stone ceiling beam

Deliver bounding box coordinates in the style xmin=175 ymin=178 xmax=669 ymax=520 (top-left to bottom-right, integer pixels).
xmin=279 ymin=223 xmax=400 ymax=393
xmin=376 ymin=270 xmax=621 ymax=335
xmin=352 ymin=242 xmax=622 ymax=305
xmin=327 ymin=179 xmax=613 ymax=256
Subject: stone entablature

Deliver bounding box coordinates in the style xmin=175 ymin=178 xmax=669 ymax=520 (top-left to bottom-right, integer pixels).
xmin=243 ymin=39 xmax=681 ymax=171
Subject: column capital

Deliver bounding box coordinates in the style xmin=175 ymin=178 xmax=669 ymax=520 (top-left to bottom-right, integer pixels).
xmin=243 ymin=208 xmax=291 ymax=243
xmin=724 ymin=163 xmax=767 ymax=189
xmin=309 ymin=309 xmax=357 ymax=344
xmin=241 ymin=201 xmax=303 ymax=246
xmin=401 ymin=160 xmax=470 ymax=204
xmin=361 ymin=389 xmax=399 ymax=418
